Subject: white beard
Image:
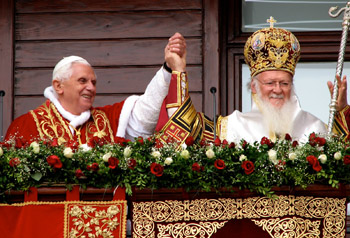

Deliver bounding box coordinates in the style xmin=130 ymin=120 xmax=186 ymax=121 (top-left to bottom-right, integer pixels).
xmin=254 ymin=87 xmax=295 ymax=137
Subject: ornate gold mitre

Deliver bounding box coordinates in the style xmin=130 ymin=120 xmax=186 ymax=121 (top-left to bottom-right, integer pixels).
xmin=244 ymin=17 xmax=301 ymax=77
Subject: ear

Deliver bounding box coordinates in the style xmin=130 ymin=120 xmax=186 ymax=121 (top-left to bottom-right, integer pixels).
xmin=53 ymin=79 xmax=64 ymax=95
xmin=251 ymin=80 xmax=257 ymax=94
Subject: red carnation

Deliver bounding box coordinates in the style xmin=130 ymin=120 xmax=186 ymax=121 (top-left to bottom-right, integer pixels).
xmin=344 ymin=155 xmax=350 ymax=165
xmin=150 ymin=162 xmax=164 ymax=177
xmin=46 ymin=155 xmax=62 ymax=169
xmin=9 ymin=158 xmax=20 ymax=167
xmin=185 ymin=136 xmax=195 ymax=146
xmin=154 ymin=139 xmax=164 ymax=149
xmin=214 ymin=159 xmax=226 ymax=170
xmin=241 ymin=161 xmax=254 ymax=175
xmin=128 ymin=158 xmax=137 ymax=170
xmin=108 ymin=157 xmax=119 ymax=169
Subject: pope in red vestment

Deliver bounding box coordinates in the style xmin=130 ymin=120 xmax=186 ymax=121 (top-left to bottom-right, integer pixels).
xmin=4 ymin=33 xmax=187 ymax=146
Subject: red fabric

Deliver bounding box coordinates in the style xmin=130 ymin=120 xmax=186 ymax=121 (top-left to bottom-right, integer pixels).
xmin=24 ymin=187 xmax=38 ymax=202
xmin=155 ymin=99 xmax=169 ymax=132
xmin=0 ymin=200 xmax=127 ymax=238
xmin=66 ymin=185 xmax=80 ymax=201
xmin=5 ymin=100 xmax=125 ymax=144
xmin=0 ymin=204 xmax=65 ymax=238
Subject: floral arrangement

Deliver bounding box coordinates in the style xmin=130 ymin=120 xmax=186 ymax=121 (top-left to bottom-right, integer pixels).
xmin=1 ymin=132 xmax=350 ymax=202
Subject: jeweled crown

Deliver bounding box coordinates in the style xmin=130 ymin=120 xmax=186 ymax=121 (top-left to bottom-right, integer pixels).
xmin=244 ymin=17 xmax=301 ymax=77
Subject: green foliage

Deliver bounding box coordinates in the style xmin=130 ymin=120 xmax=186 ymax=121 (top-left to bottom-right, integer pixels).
xmin=1 ymin=133 xmax=350 ymax=202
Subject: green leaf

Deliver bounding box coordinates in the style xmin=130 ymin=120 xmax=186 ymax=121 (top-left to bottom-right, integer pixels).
xmin=31 ymin=172 xmax=43 ymax=181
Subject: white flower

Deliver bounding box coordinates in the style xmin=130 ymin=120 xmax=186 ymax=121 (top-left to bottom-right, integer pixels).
xmin=180 ymin=149 xmax=190 ymax=159
xmin=124 ymin=146 xmax=132 ymax=158
xmin=0 ymin=147 xmax=3 ymax=156
xmin=288 ymin=152 xmax=297 ymax=161
xmin=164 ymin=157 xmax=173 ymax=165
xmin=63 ymin=147 xmax=74 ymax=158
xmin=334 ymin=151 xmax=342 ymax=160
xmin=206 ymin=148 xmax=215 ymax=159
xmin=181 ymin=143 xmax=187 ymax=150
xmin=79 ymin=144 xmax=92 ymax=152
xmin=30 ymin=141 xmax=40 ymax=154
xmin=268 ymin=149 xmax=278 ymax=165
xmin=103 ymin=152 xmax=112 ymax=162
xmin=318 ymin=154 xmax=327 ymax=164
xmin=239 ymin=154 xmax=247 ymax=162
xmin=151 ymin=151 xmax=161 ymax=158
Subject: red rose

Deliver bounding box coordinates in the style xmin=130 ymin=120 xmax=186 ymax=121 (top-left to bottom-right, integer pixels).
xmin=192 ymin=162 xmax=201 ymax=172
xmin=292 ymin=141 xmax=299 ymax=148
xmin=344 ymin=155 xmax=350 ymax=165
xmin=241 ymin=140 xmax=248 ymax=149
xmin=89 ymin=162 xmax=99 ymax=172
xmin=128 ymin=158 xmax=137 ymax=170
xmin=200 ymin=139 xmax=208 ymax=147
xmin=214 ymin=159 xmax=226 ymax=170
xmin=222 ymin=139 xmax=228 ymax=147
xmin=114 ymin=136 xmax=129 ymax=147
xmin=137 ymin=136 xmax=144 ymax=145
xmin=284 ymin=134 xmax=292 ymax=141
xmin=50 ymin=138 xmax=59 ymax=147
xmin=46 ymin=155 xmax=62 ymax=169
xmin=214 ymin=137 xmax=221 ymax=146
xmin=185 ymin=136 xmax=195 ymax=146
xmin=228 ymin=142 xmax=235 ymax=149
xmin=241 ymin=161 xmax=254 ymax=175
xmin=315 ymin=137 xmax=326 ymax=146
xmin=75 ymin=169 xmax=84 ymax=178
xmin=108 ymin=157 xmax=119 ymax=169
xmin=150 ymin=162 xmax=164 ymax=177
xmin=155 ymin=139 xmax=164 ymax=149
xmin=306 ymin=155 xmax=322 ymax=172
xmin=9 ymin=158 xmax=20 ymax=167
xmin=15 ymin=138 xmax=27 ymax=149
xmin=260 ymin=137 xmax=273 ymax=148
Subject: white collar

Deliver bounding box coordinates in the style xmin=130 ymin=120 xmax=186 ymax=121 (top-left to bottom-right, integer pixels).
xmin=44 ymin=86 xmax=91 ymax=134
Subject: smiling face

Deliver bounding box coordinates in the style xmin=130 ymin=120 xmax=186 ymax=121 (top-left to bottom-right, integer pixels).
xmin=53 ymin=63 xmax=96 ymax=115
xmin=251 ymin=70 xmax=293 ymax=108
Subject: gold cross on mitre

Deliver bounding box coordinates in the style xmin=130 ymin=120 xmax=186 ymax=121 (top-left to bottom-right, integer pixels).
xmin=267 ymin=16 xmax=276 ymax=28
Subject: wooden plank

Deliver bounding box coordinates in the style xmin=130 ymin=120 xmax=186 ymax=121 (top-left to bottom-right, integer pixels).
xmin=16 ymin=0 xmax=202 ymax=13
xmin=0 ymin=0 xmax=14 ymax=138
xmin=203 ymin=0 xmax=220 ymax=118
xmin=15 ymin=38 xmax=202 ymax=67
xmin=16 ymin=11 xmax=202 ymax=40
xmin=14 ymin=66 xmax=203 ymax=95
xmin=14 ymin=93 xmax=203 ymax=120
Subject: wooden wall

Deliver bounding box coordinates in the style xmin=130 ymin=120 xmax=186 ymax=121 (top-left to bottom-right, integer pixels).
xmin=0 ymin=0 xmax=220 ymax=136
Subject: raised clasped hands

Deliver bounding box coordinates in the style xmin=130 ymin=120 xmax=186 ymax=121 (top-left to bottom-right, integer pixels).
xmin=164 ymin=32 xmax=187 ymax=72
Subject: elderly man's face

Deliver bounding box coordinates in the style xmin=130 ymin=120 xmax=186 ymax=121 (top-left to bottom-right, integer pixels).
xmin=55 ymin=63 xmax=96 ymax=115
xmin=251 ymin=70 xmax=293 ymax=108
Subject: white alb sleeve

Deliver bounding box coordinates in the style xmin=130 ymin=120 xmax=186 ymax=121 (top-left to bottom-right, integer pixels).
xmin=119 ymin=67 xmax=171 ymax=140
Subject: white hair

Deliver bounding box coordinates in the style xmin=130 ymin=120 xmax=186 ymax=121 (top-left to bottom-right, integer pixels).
xmin=52 ymin=56 xmax=91 ymax=82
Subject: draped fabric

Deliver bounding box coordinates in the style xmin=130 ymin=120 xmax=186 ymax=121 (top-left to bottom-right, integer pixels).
xmin=0 ymin=187 xmax=127 ymax=238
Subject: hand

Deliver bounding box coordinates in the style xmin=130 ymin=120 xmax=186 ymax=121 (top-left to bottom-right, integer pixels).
xmin=327 ymin=74 xmax=348 ymax=111
xmin=164 ymin=32 xmax=187 ymax=72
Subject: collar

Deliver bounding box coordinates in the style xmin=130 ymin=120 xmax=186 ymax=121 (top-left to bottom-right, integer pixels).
xmin=44 ymin=86 xmax=91 ymax=134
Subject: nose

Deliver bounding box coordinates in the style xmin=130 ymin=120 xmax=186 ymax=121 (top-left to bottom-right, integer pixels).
xmin=272 ymin=83 xmax=283 ymax=93
xmin=86 ymin=80 xmax=96 ymax=91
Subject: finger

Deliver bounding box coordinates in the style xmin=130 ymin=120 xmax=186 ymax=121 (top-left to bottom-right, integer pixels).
xmin=327 ymin=81 xmax=334 ymax=96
